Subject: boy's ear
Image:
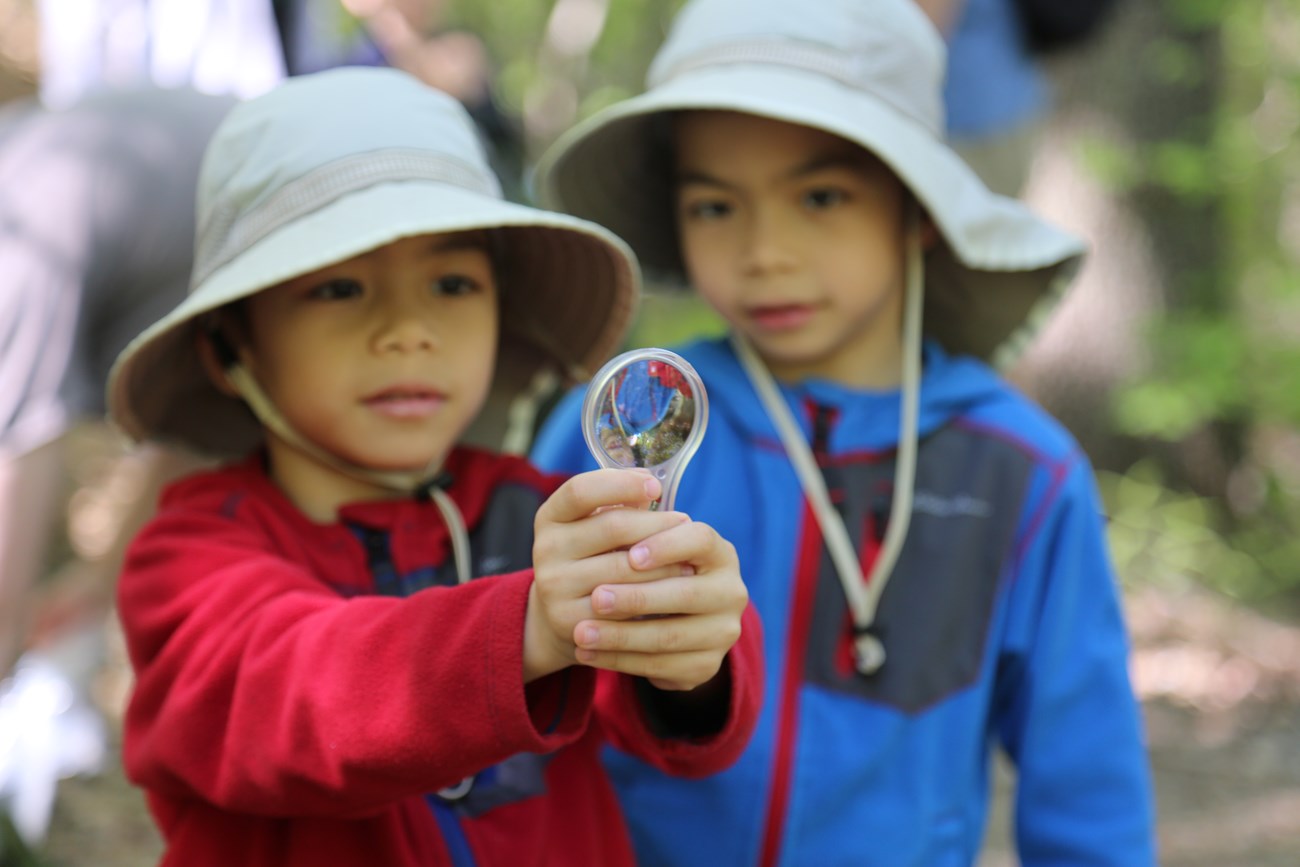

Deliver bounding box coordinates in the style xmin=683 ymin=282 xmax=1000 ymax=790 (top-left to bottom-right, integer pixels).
xmin=920 ymin=216 xmax=940 ymax=251
xmin=196 ymin=323 xmax=241 ymax=398
xmin=904 ymin=195 xmax=941 ymax=251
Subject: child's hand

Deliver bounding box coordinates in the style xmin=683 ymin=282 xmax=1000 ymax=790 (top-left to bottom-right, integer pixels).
xmin=525 ymin=469 xmax=696 ymax=683
xmin=526 ymin=468 xmax=749 ymax=692
xmin=573 ymin=511 xmax=748 ymax=692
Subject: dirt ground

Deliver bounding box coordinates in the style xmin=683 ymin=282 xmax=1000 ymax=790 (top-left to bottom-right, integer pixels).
xmin=12 ymin=579 xmax=1297 ymax=866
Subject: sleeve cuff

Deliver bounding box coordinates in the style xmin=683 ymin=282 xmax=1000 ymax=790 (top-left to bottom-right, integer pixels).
xmin=488 ymin=569 xmax=595 ymax=751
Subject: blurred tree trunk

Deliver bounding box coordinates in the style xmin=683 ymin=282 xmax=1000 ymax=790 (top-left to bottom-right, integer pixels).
xmin=1022 ymin=0 xmax=1242 ymax=498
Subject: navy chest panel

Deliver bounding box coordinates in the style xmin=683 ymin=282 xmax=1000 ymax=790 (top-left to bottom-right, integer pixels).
xmin=350 ymin=482 xmax=541 ymax=596
xmin=804 ymin=423 xmax=1034 ymax=713
xmin=348 ymin=482 xmax=548 ymax=817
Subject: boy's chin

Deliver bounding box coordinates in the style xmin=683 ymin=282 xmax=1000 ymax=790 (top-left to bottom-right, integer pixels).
xmin=358 ymin=454 xmax=447 ymax=474
xmin=339 ymin=443 xmax=453 ymax=475
xmin=742 ymin=337 xmax=819 ymax=371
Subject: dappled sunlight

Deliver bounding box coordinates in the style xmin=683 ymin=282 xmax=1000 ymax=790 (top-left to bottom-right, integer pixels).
xmin=1016 ymin=111 xmax=1161 ymax=390
xmin=1157 ymin=788 xmax=1300 ymax=865
xmin=1127 ymin=584 xmax=1300 ymax=864
xmin=1127 ymin=584 xmax=1300 ymax=712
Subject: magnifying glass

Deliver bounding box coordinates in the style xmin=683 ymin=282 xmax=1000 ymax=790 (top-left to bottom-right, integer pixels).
xmin=581 ymin=348 xmax=708 ymax=512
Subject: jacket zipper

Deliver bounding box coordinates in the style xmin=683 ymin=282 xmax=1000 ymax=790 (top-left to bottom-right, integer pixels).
xmin=758 ymin=402 xmax=838 ymax=867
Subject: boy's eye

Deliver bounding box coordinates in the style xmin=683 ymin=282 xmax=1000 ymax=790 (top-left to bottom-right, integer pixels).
xmin=308 ymin=278 xmax=363 ymax=300
xmin=433 ymin=274 xmax=480 ymax=296
xmin=680 ymin=197 xmax=734 ymax=222
xmin=803 ymin=187 xmax=848 ymax=210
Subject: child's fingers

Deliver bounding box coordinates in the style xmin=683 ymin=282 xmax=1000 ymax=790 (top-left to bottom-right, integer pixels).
xmin=573 ymin=613 xmax=742 ymax=658
xmin=536 ymin=506 xmax=688 ymax=565
xmin=536 ymin=469 xmax=662 ymax=527
xmin=585 ymin=571 xmax=746 ymax=620
xmin=534 ymin=554 xmax=690 ymax=614
xmin=527 ymin=592 xmax=602 ymax=635
xmin=530 ymin=555 xmax=684 ymax=626
xmin=565 ymin=553 xmax=690 ymax=597
xmin=625 ymin=519 xmax=737 ymax=574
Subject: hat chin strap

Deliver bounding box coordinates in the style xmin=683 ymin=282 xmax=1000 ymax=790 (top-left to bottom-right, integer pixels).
xmin=733 ymin=210 xmax=924 ymax=676
xmin=501 ymin=367 xmax=561 ymax=456
xmin=223 ymin=362 xmax=472 ymax=585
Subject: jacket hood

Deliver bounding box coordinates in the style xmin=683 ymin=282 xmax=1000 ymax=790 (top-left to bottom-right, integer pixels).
xmin=677 ymin=336 xmax=1008 ymax=453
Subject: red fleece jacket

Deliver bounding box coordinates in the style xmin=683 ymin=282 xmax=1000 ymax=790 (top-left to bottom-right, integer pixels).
xmin=117 ymin=448 xmax=762 ymax=866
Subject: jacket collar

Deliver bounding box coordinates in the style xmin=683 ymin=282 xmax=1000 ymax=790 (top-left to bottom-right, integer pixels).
xmin=680 ymin=336 xmax=1007 ymax=452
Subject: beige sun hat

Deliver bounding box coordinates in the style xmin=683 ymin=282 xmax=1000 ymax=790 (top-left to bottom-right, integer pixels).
xmin=108 ymin=66 xmax=639 ymax=460
xmin=534 ymin=0 xmax=1084 ymax=367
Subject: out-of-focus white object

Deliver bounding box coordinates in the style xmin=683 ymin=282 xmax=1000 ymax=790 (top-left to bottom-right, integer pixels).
xmin=37 ymin=0 xmax=286 ymax=108
xmin=0 ymin=647 xmax=106 ymax=845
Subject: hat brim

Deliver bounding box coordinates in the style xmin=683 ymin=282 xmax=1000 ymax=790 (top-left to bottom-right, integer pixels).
xmin=108 ymin=180 xmax=638 ymax=456
xmin=535 ymin=63 xmax=1085 ymax=365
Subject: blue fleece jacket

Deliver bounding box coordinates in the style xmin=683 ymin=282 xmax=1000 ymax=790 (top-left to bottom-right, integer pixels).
xmin=531 ymin=337 xmax=1155 ymax=867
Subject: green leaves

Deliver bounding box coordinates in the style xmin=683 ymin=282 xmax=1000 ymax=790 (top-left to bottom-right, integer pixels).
xmin=1114 ymin=316 xmax=1247 ymax=440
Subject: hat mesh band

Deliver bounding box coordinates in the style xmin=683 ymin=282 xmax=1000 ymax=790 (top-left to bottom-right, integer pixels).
xmin=989 ymin=265 xmax=1075 ymax=370
xmin=195 ymin=148 xmax=499 ymax=286
xmin=651 ymin=38 xmax=938 ymax=134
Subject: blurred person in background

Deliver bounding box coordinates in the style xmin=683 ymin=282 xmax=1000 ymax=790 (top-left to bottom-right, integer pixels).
xmin=1 ymin=4 xmax=278 ymax=748
xmin=36 ymin=0 xmax=519 ymax=186
xmin=0 ymin=86 xmax=235 ymax=850
xmin=919 ymin=0 xmax=1120 ymax=198
xmin=4 ymin=0 xmax=264 ymax=684
xmin=273 ymin=0 xmax=523 ymax=194
xmin=36 ymin=0 xmax=285 ymax=106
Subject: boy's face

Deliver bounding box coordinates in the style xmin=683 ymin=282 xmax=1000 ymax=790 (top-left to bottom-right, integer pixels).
xmin=674 ymin=111 xmax=909 ymax=387
xmin=240 ymin=231 xmax=498 ymax=496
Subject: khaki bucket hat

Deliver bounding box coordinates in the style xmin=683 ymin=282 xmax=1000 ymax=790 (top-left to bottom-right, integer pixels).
xmin=534 ymin=0 xmax=1084 ymax=367
xmin=109 ymin=67 xmax=639 ymax=458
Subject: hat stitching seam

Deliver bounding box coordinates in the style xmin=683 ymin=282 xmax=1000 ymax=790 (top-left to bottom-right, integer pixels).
xmin=195 ymin=149 xmax=496 ymax=286
xmin=651 ymin=38 xmax=938 ymax=133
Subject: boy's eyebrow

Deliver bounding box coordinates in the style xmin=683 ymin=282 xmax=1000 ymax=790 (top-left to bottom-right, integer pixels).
xmin=426 ymin=231 xmax=491 ymax=254
xmin=675 ymin=168 xmax=733 ymax=189
xmin=675 ymin=152 xmax=877 ymax=188
xmin=784 ymin=152 xmax=877 ymax=179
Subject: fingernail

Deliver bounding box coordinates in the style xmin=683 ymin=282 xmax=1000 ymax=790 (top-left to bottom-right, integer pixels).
xmin=644 ymin=477 xmax=661 ymax=499
xmin=594 ymin=588 xmax=616 ymax=612
xmin=680 ymin=564 xmax=696 ymax=576
xmin=580 ymin=625 xmax=599 ymax=646
xmin=630 ymin=545 xmax=650 ymax=568
xmin=575 ymin=648 xmax=597 ymax=664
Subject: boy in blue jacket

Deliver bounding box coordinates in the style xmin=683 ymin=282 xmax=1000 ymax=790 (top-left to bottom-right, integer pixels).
xmin=529 ymin=0 xmax=1156 ymax=864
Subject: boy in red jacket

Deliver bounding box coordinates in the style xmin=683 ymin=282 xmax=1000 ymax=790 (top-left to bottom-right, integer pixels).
xmin=105 ymin=67 xmax=761 ymax=867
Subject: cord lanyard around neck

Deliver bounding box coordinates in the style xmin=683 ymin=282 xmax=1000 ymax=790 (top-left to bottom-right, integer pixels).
xmin=732 ymin=217 xmax=925 ymax=675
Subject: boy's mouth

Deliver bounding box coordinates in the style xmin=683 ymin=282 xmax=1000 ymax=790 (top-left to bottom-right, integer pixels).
xmin=746 ymin=303 xmax=817 ymax=333
xmin=362 ymin=385 xmax=446 ymax=419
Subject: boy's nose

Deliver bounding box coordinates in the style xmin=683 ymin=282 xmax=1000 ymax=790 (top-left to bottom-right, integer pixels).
xmin=741 ymin=208 xmax=796 ymax=275
xmin=374 ymin=301 xmax=439 ymax=353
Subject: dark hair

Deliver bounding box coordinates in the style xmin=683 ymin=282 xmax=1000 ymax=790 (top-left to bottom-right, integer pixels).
xmin=643 ymin=112 xmax=690 ymax=287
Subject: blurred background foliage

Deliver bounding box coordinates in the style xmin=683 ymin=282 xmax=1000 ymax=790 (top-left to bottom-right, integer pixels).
xmin=1069 ymin=0 xmax=1300 ymax=611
